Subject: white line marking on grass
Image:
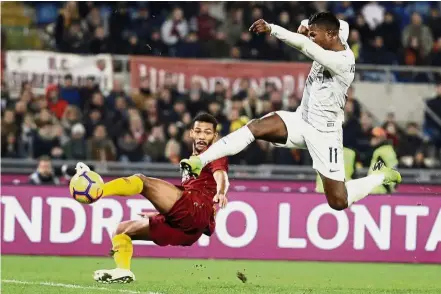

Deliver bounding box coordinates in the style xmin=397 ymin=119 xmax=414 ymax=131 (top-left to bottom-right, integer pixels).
xmin=2 ymin=279 xmax=163 ymax=294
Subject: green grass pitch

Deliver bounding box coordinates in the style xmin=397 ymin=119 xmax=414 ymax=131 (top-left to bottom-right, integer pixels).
xmin=1 ymin=256 xmax=441 ymax=294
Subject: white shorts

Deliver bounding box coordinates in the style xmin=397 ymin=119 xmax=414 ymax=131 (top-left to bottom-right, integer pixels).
xmin=271 ymin=110 xmax=345 ymax=182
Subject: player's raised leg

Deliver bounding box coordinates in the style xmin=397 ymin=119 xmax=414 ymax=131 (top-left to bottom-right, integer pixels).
xmin=180 ymin=112 xmax=288 ymax=175
xmin=321 ymin=162 xmax=402 ymax=210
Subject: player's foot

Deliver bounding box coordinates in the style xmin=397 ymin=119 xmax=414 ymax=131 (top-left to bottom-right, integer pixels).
xmin=180 ymin=156 xmax=203 ymax=177
xmin=372 ymin=161 xmax=402 ymax=185
xmin=93 ymin=268 xmax=135 ymax=284
xmin=75 ymin=162 xmax=90 ymax=174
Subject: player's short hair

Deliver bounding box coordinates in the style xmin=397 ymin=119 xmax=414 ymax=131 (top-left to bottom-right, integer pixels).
xmin=192 ymin=112 xmax=218 ymax=131
xmin=308 ymin=12 xmax=340 ymax=32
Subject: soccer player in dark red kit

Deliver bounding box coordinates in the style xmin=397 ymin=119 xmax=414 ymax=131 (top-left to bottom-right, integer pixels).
xmin=75 ymin=113 xmax=229 ymax=284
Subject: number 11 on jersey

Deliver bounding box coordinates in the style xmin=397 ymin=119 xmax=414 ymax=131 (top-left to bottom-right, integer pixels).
xmin=329 ymin=147 xmax=338 ymax=163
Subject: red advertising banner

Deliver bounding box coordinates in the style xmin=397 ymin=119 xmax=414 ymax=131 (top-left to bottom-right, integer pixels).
xmin=130 ymin=56 xmax=311 ymax=95
xmin=2 ymin=185 xmax=441 ymax=263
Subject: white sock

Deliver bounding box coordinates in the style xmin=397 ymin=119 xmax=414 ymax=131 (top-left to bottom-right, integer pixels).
xmin=345 ymin=174 xmax=385 ymax=206
xmin=199 ymin=126 xmax=255 ymax=166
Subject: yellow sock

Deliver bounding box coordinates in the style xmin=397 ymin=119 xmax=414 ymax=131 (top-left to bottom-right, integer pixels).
xmin=103 ymin=175 xmax=144 ymax=197
xmin=112 ymin=234 xmax=133 ymax=270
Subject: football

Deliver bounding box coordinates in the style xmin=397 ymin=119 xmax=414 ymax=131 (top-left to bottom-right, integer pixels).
xmin=69 ymin=171 xmax=105 ymax=204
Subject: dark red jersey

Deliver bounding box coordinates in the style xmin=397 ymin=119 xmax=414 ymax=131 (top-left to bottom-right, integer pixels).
xmin=181 ymin=157 xmax=228 ymax=203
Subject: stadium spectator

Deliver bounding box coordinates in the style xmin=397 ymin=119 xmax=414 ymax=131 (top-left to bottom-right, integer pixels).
xmin=117 ymin=132 xmax=144 ymax=162
xmin=126 ymin=34 xmax=146 ymax=56
xmin=402 ymin=12 xmax=434 ymax=65
xmin=29 ymin=156 xmax=60 ymax=185
xmin=278 ymin=11 xmax=296 ymax=32
xmin=1 ymin=80 xmax=10 ymax=110
xmin=343 ymin=100 xmax=363 ymax=150
xmin=348 ymin=29 xmax=362 ymax=61
xmin=2 ymin=133 xmax=19 ymax=158
xmin=333 ymin=1 xmax=356 ymax=22
xmin=108 ymin=2 xmax=131 ymax=54
xmin=87 ymin=124 xmax=117 ymax=161
xmin=2 ymin=109 xmax=18 ymax=139
xmin=132 ymin=5 xmax=151 ymax=42
xmin=54 ymin=1 xmax=80 ymax=52
xmin=235 ymin=31 xmax=257 ymax=60
xmin=146 ymin=30 xmax=168 ymax=56
xmin=161 ymin=7 xmax=189 ymax=47
xmin=428 ymin=7 xmax=441 ymax=40
xmin=357 ymin=112 xmax=375 ymax=166
xmin=144 ymin=125 xmax=166 ymax=162
xmin=84 ymin=6 xmax=105 ymax=39
xmin=363 ymin=36 xmax=397 ymax=65
xmin=80 ymin=76 xmax=100 ymax=107
xmin=60 ymin=74 xmax=81 ymax=108
xmin=244 ymin=140 xmax=272 ymax=165
xmin=204 ymin=30 xmax=230 ymax=58
xmin=89 ymin=26 xmax=110 ymax=54
xmin=63 ymin=20 xmax=87 ymax=53
xmin=32 ymin=123 xmax=61 ymax=158
xmin=165 ymin=123 xmax=182 ymax=164
xmin=64 ymin=123 xmax=88 ymax=160
xmin=192 ymin=2 xmax=218 ymax=41
xmin=353 ymin=14 xmax=373 ymax=48
xmin=375 ymin=11 xmax=401 ymax=54
xmin=242 ymin=89 xmax=263 ymax=119
xmin=220 ymin=8 xmax=244 ymax=46
xmin=260 ymin=34 xmax=286 ymax=61
xmin=413 ymin=151 xmax=430 ymax=169
xmin=20 ymin=114 xmax=37 ymax=157
xmin=129 ymin=115 xmax=147 ymax=145
xmin=432 ymin=37 xmax=441 ymax=66
xmin=229 ymin=46 xmax=242 ymax=59
xmin=61 ymin=105 xmax=82 ymax=134
xmin=398 ymin=122 xmax=424 ymax=167
xmin=46 ymin=85 xmax=68 ymax=119
xmin=176 ymin=32 xmax=204 ymax=58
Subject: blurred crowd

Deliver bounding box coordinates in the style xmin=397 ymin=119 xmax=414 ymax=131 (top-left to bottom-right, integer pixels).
xmin=26 ymin=1 xmax=441 ymax=66
xmin=2 ymin=73 xmax=441 ymax=169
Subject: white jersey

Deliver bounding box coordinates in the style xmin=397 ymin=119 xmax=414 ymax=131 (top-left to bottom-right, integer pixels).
xmin=268 ymin=21 xmax=355 ymax=182
xmin=299 ymin=44 xmax=355 ymax=132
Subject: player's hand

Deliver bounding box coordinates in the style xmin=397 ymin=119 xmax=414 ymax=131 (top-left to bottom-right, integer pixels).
xmin=138 ymin=212 xmax=158 ymax=218
xmin=213 ymin=193 xmax=228 ymax=209
xmin=249 ymin=19 xmax=271 ymax=34
xmin=297 ymin=24 xmax=309 ymax=36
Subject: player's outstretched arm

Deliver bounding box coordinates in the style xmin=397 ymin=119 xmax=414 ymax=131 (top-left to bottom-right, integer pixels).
xmin=249 ymin=19 xmax=346 ymax=74
xmin=270 ymin=24 xmax=346 ymax=74
xmin=213 ymin=170 xmax=229 ymax=208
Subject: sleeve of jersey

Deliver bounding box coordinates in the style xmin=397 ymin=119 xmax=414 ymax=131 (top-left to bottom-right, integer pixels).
xmin=270 ymin=24 xmax=347 ymax=74
xmin=207 ymin=157 xmax=229 ymax=173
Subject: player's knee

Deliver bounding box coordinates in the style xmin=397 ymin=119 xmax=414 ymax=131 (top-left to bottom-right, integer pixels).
xmin=114 ymin=220 xmax=146 ymax=238
xmin=247 ymin=119 xmax=265 ymax=138
xmin=114 ymin=221 xmax=131 ymax=236
xmin=327 ymin=195 xmax=348 ymax=211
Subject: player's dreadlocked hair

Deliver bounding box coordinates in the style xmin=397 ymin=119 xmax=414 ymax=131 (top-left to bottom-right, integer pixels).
xmin=308 ymin=12 xmax=340 ymax=33
xmin=192 ymin=112 xmax=218 ymax=131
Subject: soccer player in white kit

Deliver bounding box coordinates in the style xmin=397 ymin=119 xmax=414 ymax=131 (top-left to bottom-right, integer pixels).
xmin=181 ymin=12 xmax=401 ymax=211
